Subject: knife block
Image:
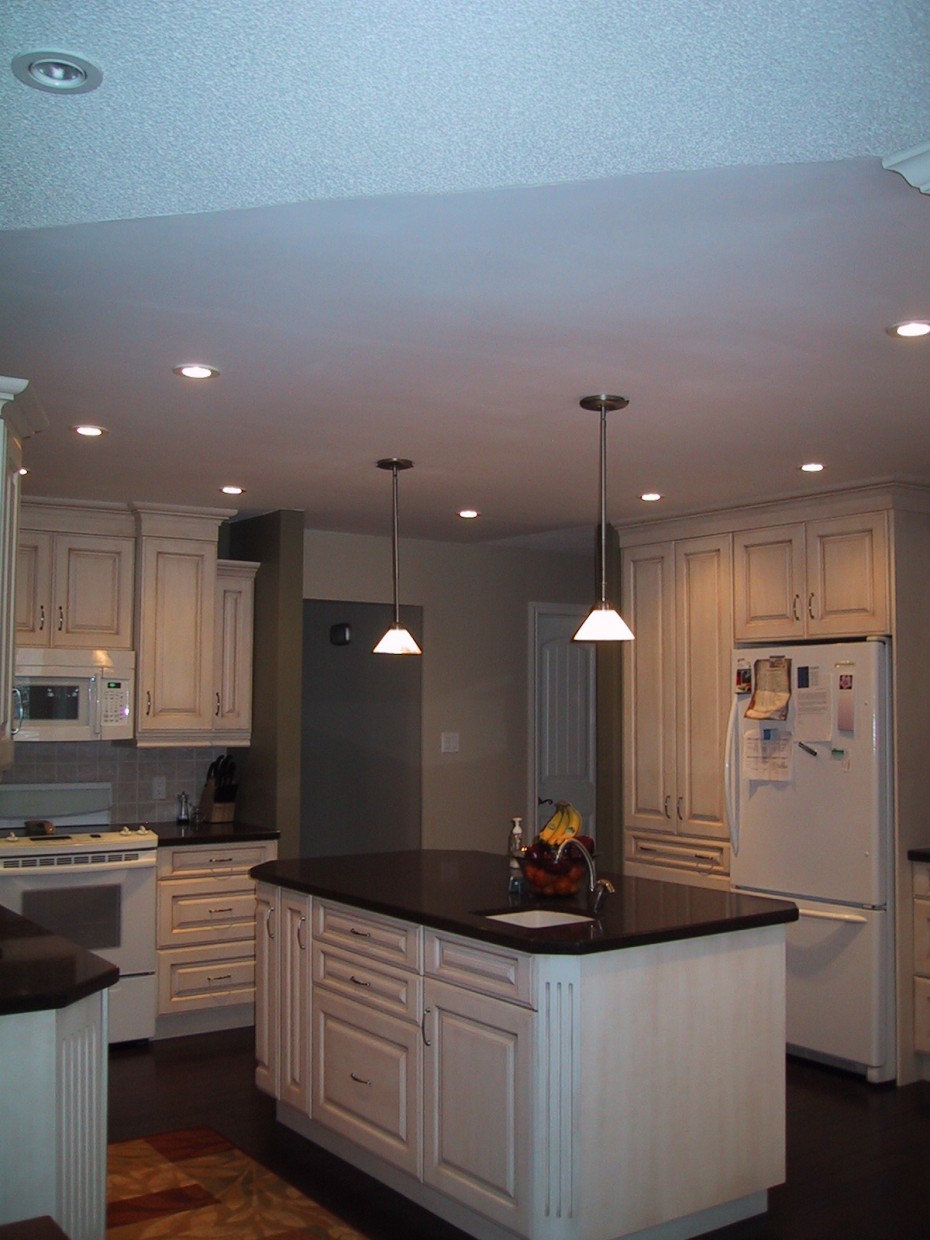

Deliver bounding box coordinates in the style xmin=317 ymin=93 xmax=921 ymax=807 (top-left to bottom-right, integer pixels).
xmin=199 ymin=781 xmax=235 ymax=823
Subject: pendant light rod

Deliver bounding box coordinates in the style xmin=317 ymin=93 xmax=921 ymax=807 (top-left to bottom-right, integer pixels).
xmin=573 ymin=394 xmax=634 ymax=643
xmin=373 ymin=457 xmax=420 ymax=655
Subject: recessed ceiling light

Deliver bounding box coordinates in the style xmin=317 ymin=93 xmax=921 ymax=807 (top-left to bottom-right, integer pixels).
xmin=800 ymin=462 xmax=824 ymax=473
xmin=458 ymin=509 xmax=480 ymax=519
xmin=640 ymin=492 xmax=662 ymax=503
xmin=73 ymin=424 xmax=106 ymax=437
xmin=886 ymin=320 xmax=930 ymax=338
xmin=220 ymin=485 xmax=244 ymax=496
xmin=173 ymin=363 xmax=219 ymax=379
xmin=18 ymin=467 xmax=28 ymax=476
xmin=11 ymin=50 xmax=102 ymax=94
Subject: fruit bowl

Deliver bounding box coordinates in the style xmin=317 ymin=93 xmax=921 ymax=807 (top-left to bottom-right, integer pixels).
xmin=519 ymin=835 xmax=595 ymax=897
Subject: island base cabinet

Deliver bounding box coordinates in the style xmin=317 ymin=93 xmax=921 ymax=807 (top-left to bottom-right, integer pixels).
xmin=254 ymin=882 xmax=311 ymax=1112
xmin=422 ymin=978 xmax=533 ymax=1237
xmin=312 ymin=988 xmax=421 ymax=1177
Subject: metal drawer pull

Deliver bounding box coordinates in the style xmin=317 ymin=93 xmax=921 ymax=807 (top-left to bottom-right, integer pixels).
xmin=297 ymin=915 xmax=307 ymax=950
xmin=350 ymin=1072 xmax=372 ymax=1086
xmin=349 ymin=974 xmax=371 ymax=987
xmin=207 ymin=974 xmax=232 ymax=983
xmin=421 ymin=1006 xmax=432 ymax=1046
xmin=638 ymin=844 xmax=720 ymax=863
xmin=209 ymin=857 xmax=234 ymax=864
xmin=209 ymin=906 xmax=233 ymax=914
xmin=798 ymin=908 xmax=868 ymax=925
xmin=349 ymin=927 xmax=371 ymax=938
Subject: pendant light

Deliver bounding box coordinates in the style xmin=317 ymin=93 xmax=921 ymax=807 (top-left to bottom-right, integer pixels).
xmin=573 ymin=395 xmax=635 ymax=643
xmin=373 ymin=457 xmax=422 ymax=655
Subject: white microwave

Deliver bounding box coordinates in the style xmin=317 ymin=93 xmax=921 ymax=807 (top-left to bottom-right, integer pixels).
xmin=13 ymin=649 xmax=135 ymax=742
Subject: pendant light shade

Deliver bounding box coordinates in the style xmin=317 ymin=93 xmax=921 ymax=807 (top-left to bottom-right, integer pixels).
xmin=373 ymin=457 xmax=421 ymax=655
xmin=573 ymin=394 xmax=635 ymax=643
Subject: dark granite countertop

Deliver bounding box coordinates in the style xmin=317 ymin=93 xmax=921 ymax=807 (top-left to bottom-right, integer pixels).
xmin=908 ymin=848 xmax=930 ymax=862
xmin=0 ymin=904 xmax=119 ymax=1016
xmin=251 ymin=849 xmax=798 ymax=956
xmin=146 ymin=821 xmax=280 ymax=846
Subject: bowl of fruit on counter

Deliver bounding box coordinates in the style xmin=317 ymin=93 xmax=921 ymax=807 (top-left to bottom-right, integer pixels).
xmin=520 ymin=802 xmax=595 ymax=896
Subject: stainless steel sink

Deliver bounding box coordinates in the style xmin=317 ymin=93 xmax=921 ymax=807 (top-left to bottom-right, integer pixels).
xmin=482 ymin=909 xmax=594 ymax=928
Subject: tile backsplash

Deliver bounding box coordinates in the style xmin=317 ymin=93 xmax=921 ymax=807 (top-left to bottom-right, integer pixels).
xmin=2 ymin=740 xmax=230 ymax=824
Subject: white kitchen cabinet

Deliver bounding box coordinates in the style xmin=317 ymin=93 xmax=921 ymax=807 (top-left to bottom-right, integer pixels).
xmin=0 ymin=378 xmax=46 ymax=770
xmin=422 ymin=933 xmax=534 ymax=1235
xmin=254 ymin=883 xmax=278 ymax=1096
xmin=254 ymin=881 xmax=312 ymax=1111
xmin=212 ymin=559 xmax=258 ymax=744
xmin=733 ymin=512 xmax=889 ymax=641
xmin=155 ymin=838 xmax=277 ymax=1036
xmin=621 ymin=534 xmax=732 ymax=888
xmin=16 ymin=527 xmax=134 ymax=649
xmin=911 ymin=863 xmax=930 ymax=1055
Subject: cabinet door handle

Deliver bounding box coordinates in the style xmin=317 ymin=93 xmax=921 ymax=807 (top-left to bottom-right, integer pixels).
xmin=11 ymin=687 xmax=22 ymax=735
xmin=146 ymin=690 xmax=152 ymax=716
xmin=215 ymin=692 xmax=221 ymax=717
xmin=663 ymin=795 xmax=671 ymax=819
xmin=297 ymin=915 xmax=307 ymax=951
xmin=792 ymin=594 xmax=800 ymax=621
xmin=808 ymin=592 xmax=815 ymax=620
xmin=38 ymin=604 xmax=45 ymax=631
xmin=676 ymin=796 xmax=683 ymax=821
xmin=349 ymin=974 xmax=371 ymax=988
xmin=349 ymin=927 xmax=371 ymax=938
xmin=266 ymin=906 xmax=275 ymax=939
xmin=57 ymin=605 xmax=64 ymax=631
xmin=350 ymin=1072 xmax=372 ymax=1086
xmin=421 ymin=1006 xmax=432 ymax=1047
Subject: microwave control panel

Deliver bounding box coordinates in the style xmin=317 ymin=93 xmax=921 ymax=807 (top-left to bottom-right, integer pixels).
xmin=101 ymin=678 xmax=131 ymax=724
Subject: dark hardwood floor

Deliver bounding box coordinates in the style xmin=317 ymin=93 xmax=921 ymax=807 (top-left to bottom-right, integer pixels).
xmin=108 ymin=1029 xmax=930 ymax=1239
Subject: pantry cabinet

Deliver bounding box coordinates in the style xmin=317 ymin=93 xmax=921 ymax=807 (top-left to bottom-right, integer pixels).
xmin=16 ymin=527 xmax=134 ymax=649
xmin=212 ymin=559 xmax=258 ymax=744
xmin=733 ymin=512 xmax=889 ymax=641
xmin=621 ymin=534 xmax=732 ymax=887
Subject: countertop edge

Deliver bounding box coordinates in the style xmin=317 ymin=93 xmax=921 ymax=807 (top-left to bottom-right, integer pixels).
xmin=0 ymin=906 xmax=119 ymax=1017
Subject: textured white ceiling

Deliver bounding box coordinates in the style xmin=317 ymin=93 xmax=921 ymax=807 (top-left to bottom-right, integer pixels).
xmin=2 ymin=1 xmax=930 ymax=548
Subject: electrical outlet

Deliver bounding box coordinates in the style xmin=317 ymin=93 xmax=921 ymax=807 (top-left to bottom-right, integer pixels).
xmin=440 ymin=732 xmax=459 ymax=753
xmin=152 ymin=775 xmax=167 ymax=800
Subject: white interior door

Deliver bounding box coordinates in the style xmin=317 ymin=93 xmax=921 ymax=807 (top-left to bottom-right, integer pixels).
xmin=530 ymin=604 xmax=596 ymax=837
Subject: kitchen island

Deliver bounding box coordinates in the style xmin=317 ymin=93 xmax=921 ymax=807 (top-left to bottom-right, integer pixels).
xmin=252 ymin=850 xmax=797 ymax=1240
xmin=0 ymin=906 xmax=117 ymax=1239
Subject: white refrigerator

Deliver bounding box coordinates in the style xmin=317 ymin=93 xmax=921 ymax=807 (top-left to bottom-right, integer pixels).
xmin=725 ymin=637 xmax=895 ymax=1082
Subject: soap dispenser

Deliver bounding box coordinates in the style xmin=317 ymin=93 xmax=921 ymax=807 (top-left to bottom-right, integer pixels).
xmin=507 ymin=816 xmax=524 ymax=893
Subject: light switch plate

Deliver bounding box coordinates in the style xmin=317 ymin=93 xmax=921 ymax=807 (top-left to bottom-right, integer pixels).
xmin=440 ymin=732 xmax=459 ymax=753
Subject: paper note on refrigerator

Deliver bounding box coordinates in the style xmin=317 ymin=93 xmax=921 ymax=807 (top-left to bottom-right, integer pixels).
xmin=745 ymin=657 xmax=791 ymax=720
xmin=742 ymin=730 xmax=794 ymax=781
xmin=794 ymin=663 xmax=833 ymax=742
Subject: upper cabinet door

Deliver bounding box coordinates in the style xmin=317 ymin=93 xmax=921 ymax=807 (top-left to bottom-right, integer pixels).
xmin=806 ymin=513 xmax=889 ymax=638
xmin=733 ymin=524 xmax=805 ymax=641
xmin=16 ymin=531 xmax=134 ymax=649
xmin=733 ymin=513 xmax=889 ymax=641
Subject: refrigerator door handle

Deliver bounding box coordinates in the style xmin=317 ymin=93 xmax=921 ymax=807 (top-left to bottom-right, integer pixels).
xmin=724 ymin=694 xmax=740 ymax=854
xmin=798 ymin=908 xmax=869 ymax=926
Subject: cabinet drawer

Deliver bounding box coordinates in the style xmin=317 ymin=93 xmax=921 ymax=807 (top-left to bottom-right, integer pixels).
xmin=158 ymin=841 xmax=274 ymax=879
xmin=313 ymin=942 xmax=422 ymax=1023
xmin=626 ymin=830 xmax=730 ymax=885
xmin=158 ymin=941 xmax=255 ymax=1014
xmin=312 ymin=988 xmax=421 ymax=1177
xmin=915 ymin=977 xmax=930 ymax=1054
xmin=313 ymin=900 xmax=421 ymax=971
xmin=157 ymin=877 xmax=257 ymax=948
xmin=424 ymin=930 xmax=534 ymax=1009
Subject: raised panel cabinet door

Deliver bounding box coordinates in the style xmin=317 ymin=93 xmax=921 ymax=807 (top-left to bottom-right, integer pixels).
xmin=0 ymin=438 xmax=21 ymax=768
xmin=137 ymin=537 xmax=216 ymax=734
xmin=733 ymin=524 xmax=805 ymax=641
xmin=254 ymin=884 xmax=279 ymax=1097
xmin=53 ymin=533 xmax=134 ymax=648
xmin=675 ymin=535 xmax=732 ymax=841
xmin=279 ymin=892 xmax=311 ymax=1114
xmin=422 ymin=978 xmax=533 ymax=1235
xmin=14 ymin=529 xmax=52 ymax=645
xmin=213 ymin=561 xmax=256 ymax=742
xmin=621 ymin=542 xmax=677 ymax=834
xmin=806 ymin=512 xmax=889 ymax=637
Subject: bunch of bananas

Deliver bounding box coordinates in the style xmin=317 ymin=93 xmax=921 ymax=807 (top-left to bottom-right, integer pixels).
xmin=538 ymin=800 xmax=582 ymax=845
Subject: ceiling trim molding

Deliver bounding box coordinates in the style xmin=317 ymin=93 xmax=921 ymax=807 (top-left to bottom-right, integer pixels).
xmin=883 ymin=141 xmax=930 ymax=194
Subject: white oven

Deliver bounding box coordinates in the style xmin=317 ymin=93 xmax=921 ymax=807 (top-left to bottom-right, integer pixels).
xmin=0 ymin=782 xmax=157 ymax=1043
